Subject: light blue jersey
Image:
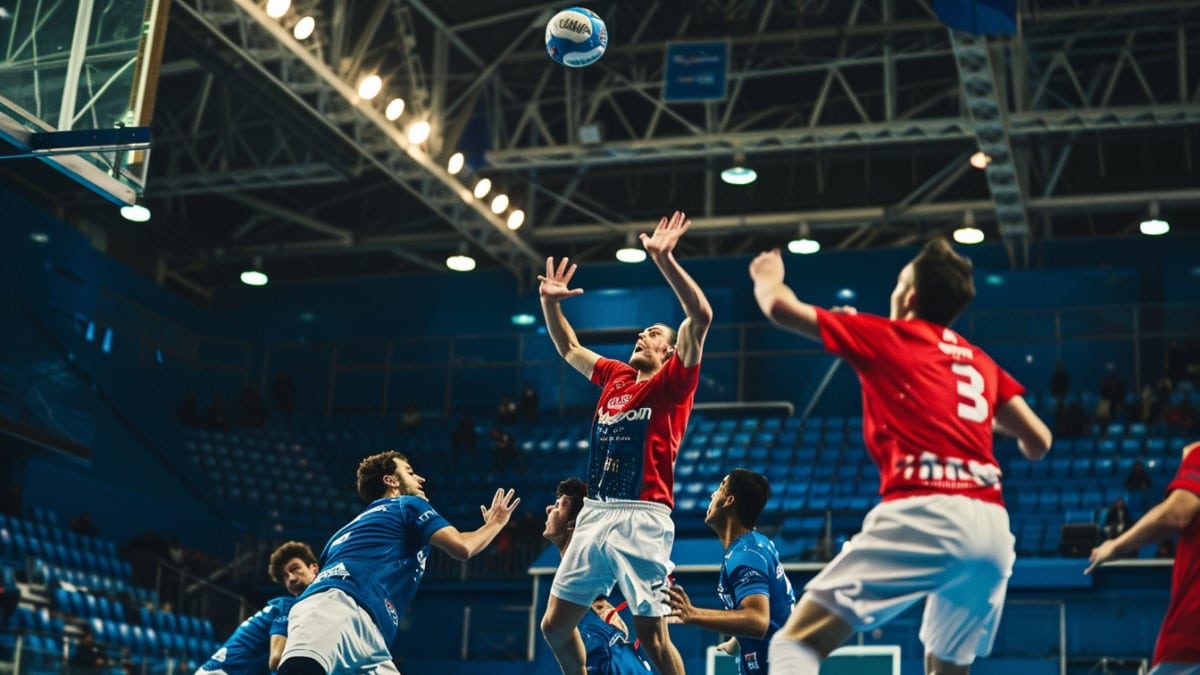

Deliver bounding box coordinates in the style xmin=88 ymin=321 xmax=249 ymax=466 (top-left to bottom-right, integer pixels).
xmin=299 ymin=496 xmax=451 ymax=646
xmin=201 ymin=596 xmax=293 ymax=675
xmin=718 ymin=532 xmax=796 ymax=675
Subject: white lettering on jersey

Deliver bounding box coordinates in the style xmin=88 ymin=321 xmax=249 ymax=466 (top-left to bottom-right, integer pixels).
xmin=597 ymin=407 xmax=652 ymax=425
xmin=938 ymin=341 xmax=974 ymax=360
xmin=314 ymin=562 xmax=351 ymax=582
xmin=899 ymin=453 xmax=1002 ymax=489
xmin=416 ymin=509 xmax=436 ymax=524
xmin=607 ymin=393 xmax=633 ymax=408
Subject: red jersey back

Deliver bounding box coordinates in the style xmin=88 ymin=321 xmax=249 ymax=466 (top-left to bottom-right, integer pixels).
xmin=1153 ymin=446 xmax=1200 ymax=666
xmin=589 ymin=355 xmax=700 ymax=507
xmin=816 ymin=307 xmax=1025 ymax=506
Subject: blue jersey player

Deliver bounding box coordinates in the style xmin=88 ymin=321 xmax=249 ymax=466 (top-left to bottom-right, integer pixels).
xmin=276 ymin=451 xmax=518 ymax=675
xmin=665 ymin=470 xmax=796 ymax=675
xmin=197 ymin=541 xmax=319 ymax=675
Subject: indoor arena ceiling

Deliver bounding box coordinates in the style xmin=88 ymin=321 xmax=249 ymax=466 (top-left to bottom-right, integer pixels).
xmin=17 ymin=0 xmax=1200 ymax=295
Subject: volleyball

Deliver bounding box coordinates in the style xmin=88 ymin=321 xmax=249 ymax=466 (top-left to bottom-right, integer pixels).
xmin=545 ymin=7 xmax=608 ymax=68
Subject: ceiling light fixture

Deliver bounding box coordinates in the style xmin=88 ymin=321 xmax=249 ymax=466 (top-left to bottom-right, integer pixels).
xmin=384 ymin=98 xmax=405 ymax=121
xmin=447 ymin=152 xmax=464 ymax=175
xmin=473 ymin=178 xmax=492 ymax=199
xmin=952 ymin=210 xmax=985 ymax=245
xmin=407 ymin=120 xmax=431 ymax=144
xmin=120 ymin=203 xmax=151 ymax=222
xmin=293 ymin=16 xmax=315 ymax=40
xmin=786 ymin=222 xmax=820 ymax=254
xmin=490 ymin=194 xmax=509 ymax=214
xmin=357 ymin=75 xmax=382 ymax=100
xmin=240 ymin=256 xmax=269 ymax=286
xmin=445 ymin=245 xmax=476 ymax=272
xmin=969 ymin=150 xmax=992 ymax=170
xmin=720 ymin=151 xmax=757 ymax=186
xmin=506 ymin=210 xmax=525 ymax=230
xmin=615 ymin=231 xmax=646 ymax=264
xmin=1139 ymin=202 xmax=1170 ymax=236
xmin=265 ymin=0 xmax=290 ymax=19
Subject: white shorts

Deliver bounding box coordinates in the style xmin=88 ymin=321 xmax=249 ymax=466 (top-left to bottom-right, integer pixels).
xmin=551 ymin=498 xmax=675 ymax=617
xmin=194 ymin=669 xmax=226 ymax=675
xmin=280 ymin=588 xmax=400 ymax=675
xmin=804 ymin=494 xmax=1015 ymax=666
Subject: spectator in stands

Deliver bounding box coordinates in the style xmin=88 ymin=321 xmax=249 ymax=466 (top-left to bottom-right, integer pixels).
xmin=490 ymin=427 xmax=518 ymax=470
xmin=451 ymin=414 xmax=477 ymax=457
xmin=519 ymin=384 xmax=540 ymax=422
xmin=750 ymin=238 xmax=1052 ymax=675
xmin=537 ymin=211 xmax=713 ymax=675
xmin=665 ymin=469 xmax=796 ymax=675
xmin=69 ymin=625 xmax=107 ymax=671
xmin=237 ymin=386 xmax=266 ymax=428
xmin=197 ymin=541 xmax=319 ymax=675
xmin=272 ymin=373 xmax=296 ymax=418
xmin=1050 ymin=363 xmax=1070 ymax=413
xmin=497 ymin=394 xmax=518 ymax=425
xmin=1139 ymin=385 xmax=1155 ymax=425
xmin=399 ymin=402 xmax=421 ymax=432
xmin=1125 ymin=461 xmax=1153 ymax=492
xmin=204 ymin=395 xmax=230 ymax=431
xmin=178 ymin=392 xmax=199 ymax=428
xmin=276 ymin=451 xmax=518 ymax=675
xmin=1152 ymin=374 xmax=1175 ymax=424
xmin=1087 ymin=441 xmax=1200 ymax=674
xmin=1099 ymin=371 xmax=1126 ymax=425
xmin=0 ymin=569 xmax=20 ymax=623
xmin=1104 ymin=498 xmax=1131 ymax=540
xmin=1058 ymin=400 xmax=1090 ymax=438
xmin=542 ymin=477 xmax=653 ymax=675
xmin=69 ymin=511 xmax=99 ymax=537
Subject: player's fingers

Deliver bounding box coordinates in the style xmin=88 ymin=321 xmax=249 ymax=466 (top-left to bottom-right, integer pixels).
xmin=563 ymin=263 xmax=578 ymax=283
xmin=545 ymin=257 xmax=554 ymax=277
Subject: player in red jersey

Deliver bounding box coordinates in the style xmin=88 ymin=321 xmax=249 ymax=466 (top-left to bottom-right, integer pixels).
xmin=1088 ymin=441 xmax=1200 ymax=674
xmin=538 ymin=210 xmax=713 ymax=675
xmin=750 ymin=238 xmax=1052 ymax=675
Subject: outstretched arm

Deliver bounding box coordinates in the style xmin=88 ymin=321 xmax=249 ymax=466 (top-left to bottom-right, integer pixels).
xmin=268 ymin=635 xmax=287 ymax=671
xmin=664 ymin=584 xmax=771 ymax=638
xmin=994 ymin=396 xmax=1053 ymax=461
xmin=538 ymin=257 xmax=603 ymax=378
xmin=640 ymin=211 xmax=713 ymax=368
xmin=430 ymin=488 xmax=520 ymax=560
xmin=749 ymin=249 xmax=821 ymax=343
xmin=1086 ymin=487 xmax=1200 ymax=573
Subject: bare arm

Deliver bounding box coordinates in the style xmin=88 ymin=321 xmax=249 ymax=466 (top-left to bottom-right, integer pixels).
xmin=429 ymin=489 xmax=520 ymax=561
xmin=268 ymin=635 xmax=286 ymax=671
xmin=538 ymin=257 xmax=603 ymax=378
xmin=1086 ymin=488 xmax=1200 ymax=573
xmin=749 ymin=249 xmax=822 ymax=343
xmin=665 ymin=584 xmax=771 ymax=638
xmin=993 ymin=396 xmax=1053 ymax=461
xmin=641 ymin=211 xmax=714 ymax=368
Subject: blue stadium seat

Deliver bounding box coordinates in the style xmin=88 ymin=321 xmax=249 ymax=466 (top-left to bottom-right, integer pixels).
xmin=1119 ymin=438 xmax=1143 ymax=454
xmin=1093 ymin=457 xmax=1114 ymax=476
xmin=1144 ymin=437 xmax=1167 ymax=455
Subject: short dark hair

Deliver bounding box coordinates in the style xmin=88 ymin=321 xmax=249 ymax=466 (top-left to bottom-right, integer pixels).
xmin=652 ymin=322 xmax=678 ymax=347
xmin=911 ymin=238 xmax=975 ymax=326
xmin=724 ymin=469 xmax=770 ymax=527
xmin=556 ymin=477 xmax=587 ymax=523
xmin=267 ymin=541 xmax=317 ymax=583
xmin=356 ymin=450 xmax=409 ymax=503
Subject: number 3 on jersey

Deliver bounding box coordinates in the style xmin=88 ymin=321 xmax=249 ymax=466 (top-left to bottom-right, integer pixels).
xmin=951 ymin=363 xmax=989 ymax=423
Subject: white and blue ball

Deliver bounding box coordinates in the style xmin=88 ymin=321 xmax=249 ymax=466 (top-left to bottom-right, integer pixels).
xmin=545 ymin=7 xmax=608 ymax=68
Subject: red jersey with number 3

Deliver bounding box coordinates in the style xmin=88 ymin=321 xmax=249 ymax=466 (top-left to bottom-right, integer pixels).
xmin=1153 ymin=445 xmax=1200 ymax=666
xmin=816 ymin=307 xmax=1025 ymax=507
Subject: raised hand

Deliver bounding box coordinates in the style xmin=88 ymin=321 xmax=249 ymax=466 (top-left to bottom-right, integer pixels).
xmin=537 ymin=257 xmax=585 ymax=302
xmin=480 ymin=488 xmax=520 ymax=527
xmin=639 ymin=210 xmax=690 ymax=259
xmin=749 ymin=249 xmax=786 ymax=287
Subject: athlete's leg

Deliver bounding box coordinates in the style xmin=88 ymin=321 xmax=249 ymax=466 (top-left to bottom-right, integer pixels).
xmin=771 ymin=595 xmax=855 ymax=658
xmin=925 ymin=652 xmax=971 ymax=675
xmin=540 ymin=594 xmax=591 ymax=675
xmin=632 ymin=615 xmax=684 ymax=675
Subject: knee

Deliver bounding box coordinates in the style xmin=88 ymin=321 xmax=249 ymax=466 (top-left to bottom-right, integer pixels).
xmin=540 ymin=615 xmax=569 ymax=644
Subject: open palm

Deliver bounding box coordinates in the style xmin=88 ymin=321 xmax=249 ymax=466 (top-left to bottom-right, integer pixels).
xmin=640 ymin=210 xmax=690 ymax=258
xmin=538 ymin=257 xmax=585 ymax=302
